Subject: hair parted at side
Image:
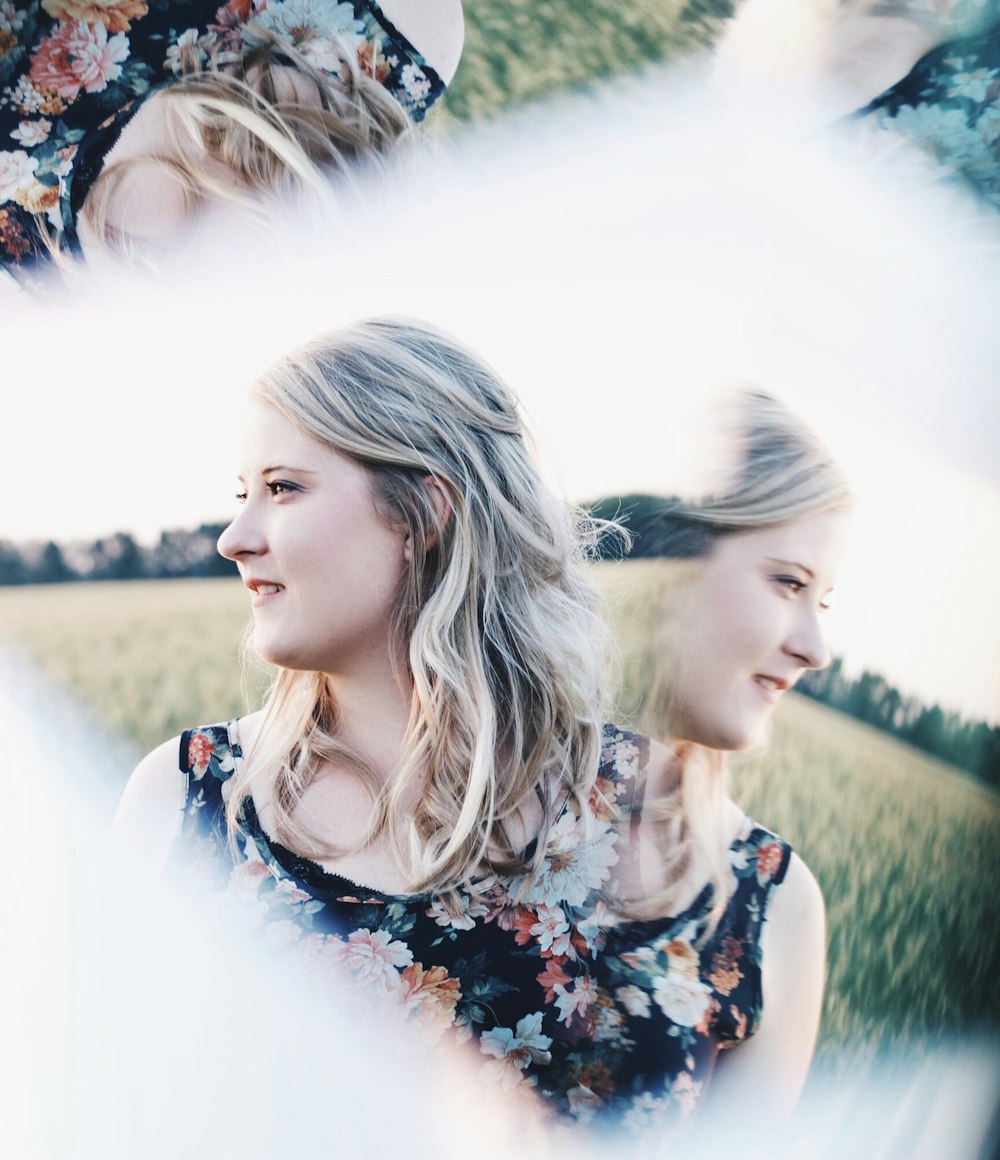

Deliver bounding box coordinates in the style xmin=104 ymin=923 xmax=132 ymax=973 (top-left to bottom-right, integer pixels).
xmin=79 ymin=30 xmax=411 ymax=261
xmin=224 ymin=316 xmax=617 ymax=908
xmin=632 ymin=386 xmax=853 ymax=928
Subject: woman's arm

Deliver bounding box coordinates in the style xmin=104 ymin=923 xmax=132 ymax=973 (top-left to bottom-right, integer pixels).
xmin=108 ymin=736 xmax=186 ymax=871
xmin=705 ymin=851 xmax=826 ymax=1124
xmin=378 ymin=0 xmax=465 ymax=84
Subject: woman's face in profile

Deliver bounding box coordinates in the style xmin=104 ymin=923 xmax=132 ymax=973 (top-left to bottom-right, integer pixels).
xmin=667 ymin=510 xmax=851 ymax=751
xmin=216 ymin=401 xmax=409 ymax=676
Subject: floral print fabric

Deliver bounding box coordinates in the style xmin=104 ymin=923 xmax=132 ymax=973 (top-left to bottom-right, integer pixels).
xmin=0 ymin=0 xmax=444 ymax=275
xmin=173 ymin=721 xmax=793 ymax=1137
xmin=854 ymin=14 xmax=1000 ymax=208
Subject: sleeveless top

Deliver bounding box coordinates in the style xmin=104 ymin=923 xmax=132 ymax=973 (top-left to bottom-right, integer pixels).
xmin=0 ymin=0 xmax=445 ymax=279
xmin=172 ymin=720 xmax=792 ymax=1137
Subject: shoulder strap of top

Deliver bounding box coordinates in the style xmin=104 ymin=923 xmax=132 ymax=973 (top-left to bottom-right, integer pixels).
xmin=598 ymin=724 xmax=651 ymax=818
xmin=177 ymin=721 xmax=241 ymax=815
xmin=709 ymin=821 xmax=793 ymax=1042
xmin=356 ymin=0 xmax=447 ymax=122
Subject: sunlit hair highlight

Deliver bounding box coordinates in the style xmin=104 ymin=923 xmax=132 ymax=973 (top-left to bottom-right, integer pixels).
xmin=224 ymin=317 xmax=615 ymax=908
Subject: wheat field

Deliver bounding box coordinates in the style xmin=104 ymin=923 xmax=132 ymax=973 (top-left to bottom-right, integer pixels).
xmin=0 ymin=570 xmax=997 ymax=1083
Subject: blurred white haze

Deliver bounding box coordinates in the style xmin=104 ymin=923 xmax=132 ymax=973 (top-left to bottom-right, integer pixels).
xmin=1 ymin=24 xmax=1000 ymax=1160
xmin=3 ymin=50 xmax=999 ymax=726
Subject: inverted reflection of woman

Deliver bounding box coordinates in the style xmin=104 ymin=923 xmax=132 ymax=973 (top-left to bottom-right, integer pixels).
xmin=0 ymin=1 xmax=463 ymax=283
xmin=112 ymin=318 xmax=851 ymax=1142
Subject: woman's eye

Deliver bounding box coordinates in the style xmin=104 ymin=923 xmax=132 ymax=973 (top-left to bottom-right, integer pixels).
xmin=235 ymin=490 xmax=248 ymax=503
xmin=266 ymin=480 xmax=297 ymax=496
xmin=775 ymin=575 xmax=806 ymax=594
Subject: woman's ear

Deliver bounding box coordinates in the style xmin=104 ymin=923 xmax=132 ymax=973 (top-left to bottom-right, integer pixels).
xmin=424 ymin=474 xmax=454 ymax=539
xmin=403 ymin=475 xmax=454 ymax=562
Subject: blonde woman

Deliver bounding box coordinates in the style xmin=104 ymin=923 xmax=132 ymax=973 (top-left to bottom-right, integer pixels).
xmin=0 ymin=1 xmax=463 ymax=282
xmin=113 ymin=318 xmax=846 ymax=1140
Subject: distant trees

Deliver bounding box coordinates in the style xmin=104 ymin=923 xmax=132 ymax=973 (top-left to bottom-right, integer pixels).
xmin=798 ymin=663 xmax=1000 ymax=791
xmin=0 ymin=524 xmax=237 ymax=586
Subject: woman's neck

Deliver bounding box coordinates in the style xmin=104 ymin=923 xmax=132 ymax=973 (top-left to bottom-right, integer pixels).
xmin=318 ymin=660 xmax=415 ymax=787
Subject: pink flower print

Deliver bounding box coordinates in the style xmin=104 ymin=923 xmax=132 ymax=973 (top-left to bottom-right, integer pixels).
xmin=341 ymin=928 xmax=413 ymax=993
xmin=536 ymin=958 xmax=571 ymax=1003
xmin=756 ymin=841 xmax=784 ymax=884
xmin=186 ymin=730 xmax=217 ymax=778
xmin=396 ymin=964 xmax=461 ymax=1042
xmin=30 ymin=21 xmax=129 ymax=101
xmin=553 ymin=973 xmax=599 ymax=1028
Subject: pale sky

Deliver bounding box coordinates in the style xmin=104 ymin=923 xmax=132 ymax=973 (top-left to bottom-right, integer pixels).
xmin=2 ymin=67 xmax=998 ymax=724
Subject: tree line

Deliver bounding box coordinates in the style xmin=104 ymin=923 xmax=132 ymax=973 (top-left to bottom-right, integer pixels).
xmin=3 ymin=499 xmax=997 ymax=790
xmin=0 ymin=525 xmax=236 ymax=585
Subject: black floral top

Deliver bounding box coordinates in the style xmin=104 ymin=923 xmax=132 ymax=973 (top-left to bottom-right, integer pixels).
xmin=0 ymin=0 xmax=445 ymax=277
xmin=172 ymin=720 xmax=793 ymax=1138
xmin=856 ymin=18 xmax=1000 ymax=210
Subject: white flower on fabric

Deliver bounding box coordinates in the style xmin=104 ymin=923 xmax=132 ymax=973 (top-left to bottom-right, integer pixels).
xmin=575 ymin=899 xmax=612 ymax=953
xmin=529 ymin=904 xmax=571 ymax=956
xmin=566 ymin=1084 xmax=601 ymax=1124
xmin=164 ymin=28 xmax=217 ymax=75
xmin=0 ymin=0 xmax=26 ymax=32
xmin=0 ymin=150 xmax=38 ymax=202
xmin=340 ymin=928 xmax=413 ymax=993
xmin=891 ymin=103 xmax=986 ymax=170
xmin=399 ymin=62 xmax=430 ymax=102
xmin=947 ymin=66 xmax=998 ymax=104
xmin=517 ymin=811 xmax=618 ymax=908
xmin=10 ymin=119 xmax=52 ymax=147
xmin=5 ymin=77 xmax=45 ymax=115
xmin=425 ymin=893 xmax=488 ymax=931
xmin=553 ymin=974 xmax=599 ymax=1027
xmin=603 ymin=732 xmax=640 ymax=777
xmin=480 ymin=1011 xmax=552 ymax=1088
xmin=616 ymin=984 xmax=652 ymax=1018
xmin=652 ymin=973 xmax=713 ymax=1028
xmin=250 ymin=0 xmax=363 ymax=50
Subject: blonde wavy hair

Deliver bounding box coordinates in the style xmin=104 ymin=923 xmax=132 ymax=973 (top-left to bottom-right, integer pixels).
xmin=631 ymin=388 xmax=853 ymax=925
xmin=223 ymin=316 xmax=616 ymax=908
xmin=79 ymin=30 xmax=412 ymax=260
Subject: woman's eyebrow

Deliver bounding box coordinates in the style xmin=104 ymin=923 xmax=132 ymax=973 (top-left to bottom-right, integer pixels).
xmin=261 ymin=464 xmax=320 ymax=475
xmin=765 ymin=557 xmax=815 ymax=580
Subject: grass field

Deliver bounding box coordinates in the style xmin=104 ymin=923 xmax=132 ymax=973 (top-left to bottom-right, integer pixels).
xmin=439 ymin=0 xmax=717 ymax=123
xmin=1 ymin=570 xmax=997 ymax=1085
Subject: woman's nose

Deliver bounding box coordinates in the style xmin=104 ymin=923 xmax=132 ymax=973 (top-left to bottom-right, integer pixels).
xmin=217 ymin=506 xmax=266 ymax=562
xmin=784 ymin=607 xmax=831 ymax=671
